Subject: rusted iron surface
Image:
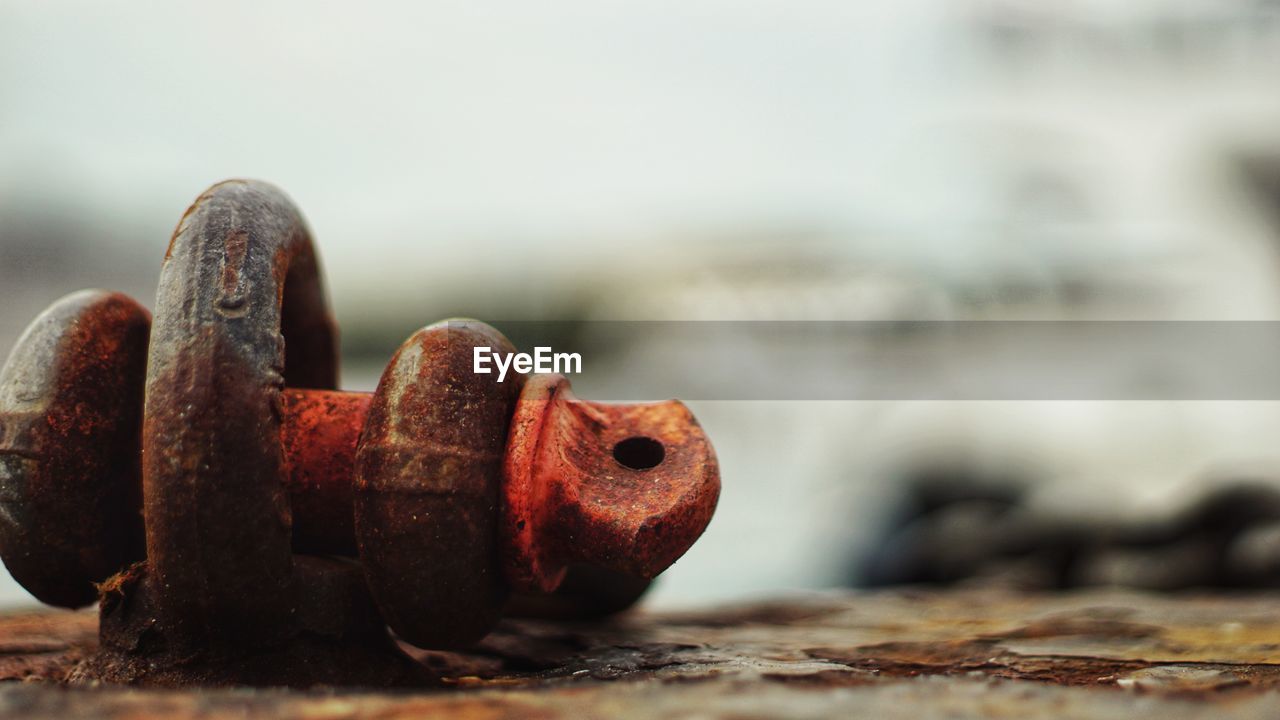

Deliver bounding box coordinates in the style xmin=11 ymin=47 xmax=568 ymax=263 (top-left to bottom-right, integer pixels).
xmin=0 ymin=292 xmax=720 ymax=669
xmin=281 ymin=389 xmax=370 ymax=555
xmin=506 ymin=565 xmax=653 ymax=620
xmin=278 ymin=378 xmax=719 ymax=607
xmin=91 ymin=180 xmax=423 ymax=686
xmin=0 ymin=179 xmax=722 ymax=685
xmin=503 ymin=374 xmax=720 ymax=594
xmin=142 ymin=179 xmax=339 ymax=647
xmin=0 ymin=291 xmax=148 ymax=608
xmin=355 ymin=320 xmax=523 ymax=649
xmin=3 ymin=590 xmax=1280 ymax=716
xmin=89 ymin=557 xmax=424 ymax=687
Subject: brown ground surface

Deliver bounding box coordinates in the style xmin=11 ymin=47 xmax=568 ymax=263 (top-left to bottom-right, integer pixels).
xmin=3 ymin=589 xmax=1280 ymax=718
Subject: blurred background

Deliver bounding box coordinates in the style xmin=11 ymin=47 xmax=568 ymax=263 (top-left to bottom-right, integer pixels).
xmin=5 ymin=1 xmax=1280 ymax=608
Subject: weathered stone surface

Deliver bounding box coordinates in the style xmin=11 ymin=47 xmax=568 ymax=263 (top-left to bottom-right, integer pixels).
xmin=3 ymin=589 xmax=1280 ymax=717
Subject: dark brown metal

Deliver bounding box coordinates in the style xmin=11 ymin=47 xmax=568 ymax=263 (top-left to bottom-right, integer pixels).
xmin=504 ymin=565 xmax=653 ymax=620
xmin=141 ymin=179 xmax=338 ymax=648
xmin=0 ymin=291 xmax=149 ymax=608
xmin=89 ymin=179 xmax=422 ymax=686
xmin=91 ymin=554 xmax=424 ymax=687
xmin=355 ymin=321 xmax=523 ymax=648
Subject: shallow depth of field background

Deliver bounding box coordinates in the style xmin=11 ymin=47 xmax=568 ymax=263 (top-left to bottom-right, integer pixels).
xmin=4 ymin=1 xmax=1280 ymax=608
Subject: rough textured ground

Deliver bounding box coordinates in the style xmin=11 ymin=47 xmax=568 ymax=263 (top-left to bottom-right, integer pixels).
xmin=2 ymin=589 xmax=1280 ymax=717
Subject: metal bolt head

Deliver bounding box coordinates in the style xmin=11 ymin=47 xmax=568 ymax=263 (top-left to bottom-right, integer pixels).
xmin=0 ymin=290 xmax=149 ymax=607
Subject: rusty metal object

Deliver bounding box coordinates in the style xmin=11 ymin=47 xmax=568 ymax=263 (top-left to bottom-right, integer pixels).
xmin=355 ymin=321 xmax=523 ymax=648
xmin=505 ymin=565 xmax=654 ymax=620
xmin=276 ymin=379 xmax=716 ymax=615
xmin=86 ymin=180 xmax=421 ymax=686
xmin=280 ymin=389 xmax=369 ymax=555
xmin=0 ymin=291 xmax=149 ymax=608
xmin=0 ymin=179 xmax=721 ymax=686
xmin=503 ymin=373 xmax=719 ymax=593
xmin=91 ymin=554 xmax=424 ymax=687
xmin=140 ymin=179 xmax=339 ymax=650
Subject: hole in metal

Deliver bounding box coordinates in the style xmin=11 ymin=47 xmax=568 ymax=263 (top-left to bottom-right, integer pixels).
xmin=613 ymin=436 xmax=665 ymax=470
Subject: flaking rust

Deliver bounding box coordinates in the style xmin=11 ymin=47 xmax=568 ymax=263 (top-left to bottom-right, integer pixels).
xmin=0 ymin=589 xmax=1278 ymax=717
xmin=354 ymin=321 xmax=522 ymax=650
xmin=503 ymin=374 xmax=719 ymax=594
xmin=0 ymin=179 xmax=721 ymax=687
xmin=280 ymin=389 xmax=370 ymax=555
xmin=0 ymin=291 xmax=148 ymax=608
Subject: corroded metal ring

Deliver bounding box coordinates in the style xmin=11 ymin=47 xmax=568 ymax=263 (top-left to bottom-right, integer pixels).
xmin=143 ymin=180 xmax=338 ymax=644
xmin=0 ymin=290 xmax=149 ymax=608
xmin=355 ymin=320 xmax=522 ymax=648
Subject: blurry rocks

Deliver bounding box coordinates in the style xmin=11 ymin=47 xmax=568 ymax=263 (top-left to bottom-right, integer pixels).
xmin=859 ymin=475 xmax=1280 ymax=591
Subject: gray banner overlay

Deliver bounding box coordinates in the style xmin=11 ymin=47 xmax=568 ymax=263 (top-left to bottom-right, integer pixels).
xmin=456 ymin=321 xmax=1280 ymax=401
